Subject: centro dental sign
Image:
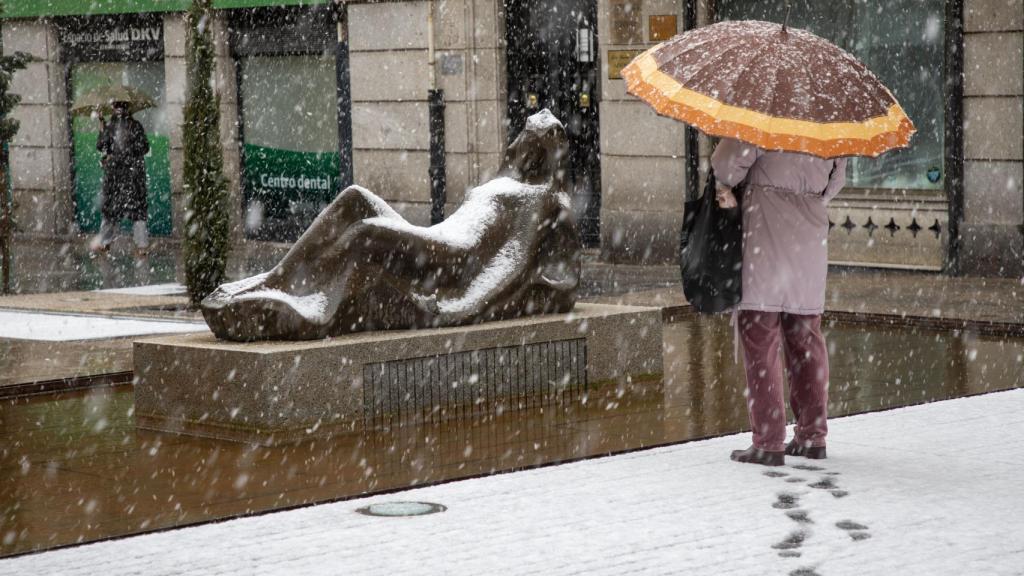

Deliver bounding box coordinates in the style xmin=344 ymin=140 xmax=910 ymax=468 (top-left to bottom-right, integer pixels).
xmin=260 ymin=173 xmax=334 ymax=192
xmin=243 ymin=143 xmax=341 ymax=221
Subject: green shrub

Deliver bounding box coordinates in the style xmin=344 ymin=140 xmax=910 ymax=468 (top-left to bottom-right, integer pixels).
xmin=183 ymin=0 xmax=230 ymax=306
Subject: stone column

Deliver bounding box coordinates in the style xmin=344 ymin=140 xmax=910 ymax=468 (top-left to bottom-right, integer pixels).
xmin=164 ymin=13 xmax=187 ymax=239
xmin=3 ymin=19 xmax=74 ymax=238
xmin=348 ymin=0 xmax=434 ymax=225
xmin=164 ymin=11 xmax=242 ymax=241
xmin=960 ymin=0 xmax=1024 ymax=276
xmin=436 ymin=0 xmax=507 ymax=209
xmin=348 ymin=0 xmax=505 ymax=224
xmin=213 ymin=11 xmax=242 ymax=241
xmin=598 ymin=0 xmax=687 ymax=264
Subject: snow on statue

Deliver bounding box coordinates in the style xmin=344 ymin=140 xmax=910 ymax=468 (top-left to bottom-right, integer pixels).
xmin=202 ymin=110 xmax=581 ymax=341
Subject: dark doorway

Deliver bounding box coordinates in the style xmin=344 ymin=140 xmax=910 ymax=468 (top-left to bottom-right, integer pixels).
xmin=505 ymin=0 xmax=601 ymax=247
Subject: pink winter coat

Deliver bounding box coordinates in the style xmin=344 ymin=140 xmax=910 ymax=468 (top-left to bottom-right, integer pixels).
xmin=710 ymin=139 xmax=848 ymax=315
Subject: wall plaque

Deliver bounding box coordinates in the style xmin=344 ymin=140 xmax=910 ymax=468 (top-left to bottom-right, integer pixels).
xmin=607 ymin=49 xmax=644 ymax=80
xmin=440 ymin=53 xmax=464 ymax=76
xmin=609 ymin=0 xmax=643 ymax=45
xmin=649 ymin=15 xmax=678 ymax=41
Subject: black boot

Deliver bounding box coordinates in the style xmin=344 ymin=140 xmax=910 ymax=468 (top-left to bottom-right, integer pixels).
xmin=730 ymin=446 xmax=785 ymax=466
xmin=785 ymin=439 xmax=827 ymax=459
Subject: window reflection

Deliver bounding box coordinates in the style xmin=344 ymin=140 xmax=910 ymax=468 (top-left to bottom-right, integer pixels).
xmin=717 ymin=0 xmax=945 ymax=191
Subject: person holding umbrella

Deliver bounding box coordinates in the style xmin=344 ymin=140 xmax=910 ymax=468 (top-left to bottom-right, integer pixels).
xmin=74 ymin=85 xmax=155 ymax=257
xmin=92 ymin=100 xmax=150 ymax=256
xmin=712 ymin=136 xmax=846 ymax=465
xmin=622 ymin=18 xmax=915 ymax=466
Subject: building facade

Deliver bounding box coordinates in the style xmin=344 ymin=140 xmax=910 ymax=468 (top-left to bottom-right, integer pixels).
xmin=3 ymin=0 xmax=1022 ymax=275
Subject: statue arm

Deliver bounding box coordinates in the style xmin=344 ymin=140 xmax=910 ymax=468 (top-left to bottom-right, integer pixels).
xmin=426 ymin=240 xmax=528 ymax=324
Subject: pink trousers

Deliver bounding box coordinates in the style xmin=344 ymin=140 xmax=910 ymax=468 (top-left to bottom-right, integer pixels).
xmin=738 ymin=311 xmax=829 ymax=452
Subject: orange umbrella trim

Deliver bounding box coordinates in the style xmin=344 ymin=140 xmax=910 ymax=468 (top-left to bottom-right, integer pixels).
xmin=622 ymin=52 xmax=916 ymax=158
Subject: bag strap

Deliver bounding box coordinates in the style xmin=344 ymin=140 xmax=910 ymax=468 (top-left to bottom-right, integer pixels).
xmin=821 ymin=160 xmax=837 ymax=196
xmin=703 ymin=168 xmax=748 ymax=200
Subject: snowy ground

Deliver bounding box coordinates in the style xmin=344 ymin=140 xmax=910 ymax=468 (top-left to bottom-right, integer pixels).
xmin=0 ymin=310 xmax=206 ymax=341
xmin=95 ymin=283 xmax=186 ymax=296
xmin=4 ymin=390 xmax=1023 ymax=576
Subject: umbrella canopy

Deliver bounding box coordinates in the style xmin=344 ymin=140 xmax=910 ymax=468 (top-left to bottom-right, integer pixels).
xmin=621 ymin=20 xmax=915 ymax=158
xmin=70 ymin=84 xmax=156 ymax=118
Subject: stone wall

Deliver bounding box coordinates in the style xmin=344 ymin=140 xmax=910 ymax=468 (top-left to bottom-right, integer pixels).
xmin=960 ymin=0 xmax=1024 ymax=276
xmin=598 ymin=0 xmax=688 ymax=264
xmin=347 ymin=0 xmax=505 ymax=224
xmin=4 ymin=1 xmax=1021 ymax=277
xmin=3 ymin=19 xmax=73 ymax=238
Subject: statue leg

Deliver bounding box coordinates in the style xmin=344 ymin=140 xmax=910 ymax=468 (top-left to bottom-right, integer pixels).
xmin=201 ymin=186 xmax=424 ymax=340
xmin=267 ymin=186 xmax=401 ymax=290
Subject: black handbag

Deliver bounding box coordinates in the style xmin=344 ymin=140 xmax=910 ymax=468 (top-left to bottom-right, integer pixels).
xmin=679 ymin=170 xmax=744 ymax=314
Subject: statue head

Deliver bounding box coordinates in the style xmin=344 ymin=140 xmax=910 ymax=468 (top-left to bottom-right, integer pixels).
xmin=500 ymin=109 xmax=569 ymax=191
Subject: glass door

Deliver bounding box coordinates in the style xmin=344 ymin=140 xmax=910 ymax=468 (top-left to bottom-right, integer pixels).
xmin=506 ymin=0 xmax=602 ymax=247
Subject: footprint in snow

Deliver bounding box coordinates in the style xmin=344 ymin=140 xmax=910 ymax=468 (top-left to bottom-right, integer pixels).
xmin=808 ymin=476 xmax=839 ymax=490
xmin=772 ymin=529 xmax=809 ymax=550
xmin=836 ymin=520 xmax=872 ymax=541
xmin=790 ymin=464 xmax=826 ymax=472
xmin=786 ymin=509 xmax=813 ymax=524
xmin=778 ymin=550 xmax=802 ymax=558
xmin=763 ymin=470 xmax=789 ymax=478
xmin=773 ymin=492 xmax=801 ymax=510
xmin=789 ymin=569 xmax=823 ymax=576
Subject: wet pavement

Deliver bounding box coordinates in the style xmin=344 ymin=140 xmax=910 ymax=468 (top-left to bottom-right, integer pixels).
xmin=1 ymin=237 xmax=289 ymax=295
xmin=0 ymin=338 xmax=132 ymax=392
xmin=2 ymin=315 xmax=1021 ymax=558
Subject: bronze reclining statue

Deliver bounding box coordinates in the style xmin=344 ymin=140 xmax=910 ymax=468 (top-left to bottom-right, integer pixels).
xmin=202 ymin=109 xmax=581 ymax=341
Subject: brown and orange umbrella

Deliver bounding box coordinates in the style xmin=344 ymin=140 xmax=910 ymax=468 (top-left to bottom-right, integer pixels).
xmin=621 ymin=20 xmax=915 ymax=158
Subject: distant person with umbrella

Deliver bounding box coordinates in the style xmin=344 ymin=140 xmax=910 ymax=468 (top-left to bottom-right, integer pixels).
xmin=74 ymin=85 xmax=155 ymax=257
xmin=93 ymin=100 xmax=150 ymax=256
xmin=622 ymin=18 xmax=915 ymax=465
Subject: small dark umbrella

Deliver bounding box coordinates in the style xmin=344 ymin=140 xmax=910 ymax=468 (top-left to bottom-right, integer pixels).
xmin=621 ymin=19 xmax=915 ymax=158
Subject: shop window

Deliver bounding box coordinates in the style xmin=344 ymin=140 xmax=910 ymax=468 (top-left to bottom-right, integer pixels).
xmin=59 ymin=14 xmax=172 ymax=235
xmin=716 ymin=0 xmax=946 ymax=191
xmin=230 ymin=6 xmax=340 ymax=242
xmin=239 ymin=54 xmax=339 ymax=241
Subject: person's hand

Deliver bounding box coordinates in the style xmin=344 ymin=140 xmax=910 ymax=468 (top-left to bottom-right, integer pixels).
xmin=715 ymin=184 xmax=737 ymax=209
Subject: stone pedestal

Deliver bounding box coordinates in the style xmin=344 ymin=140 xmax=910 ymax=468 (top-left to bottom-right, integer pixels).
xmin=134 ymin=303 xmax=663 ymax=444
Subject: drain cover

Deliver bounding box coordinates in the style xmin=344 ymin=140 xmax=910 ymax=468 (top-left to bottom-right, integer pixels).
xmin=356 ymin=501 xmax=446 ymax=517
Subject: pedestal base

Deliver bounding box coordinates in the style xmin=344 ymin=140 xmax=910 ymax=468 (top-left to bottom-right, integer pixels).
xmin=133 ymin=303 xmax=663 ymax=444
